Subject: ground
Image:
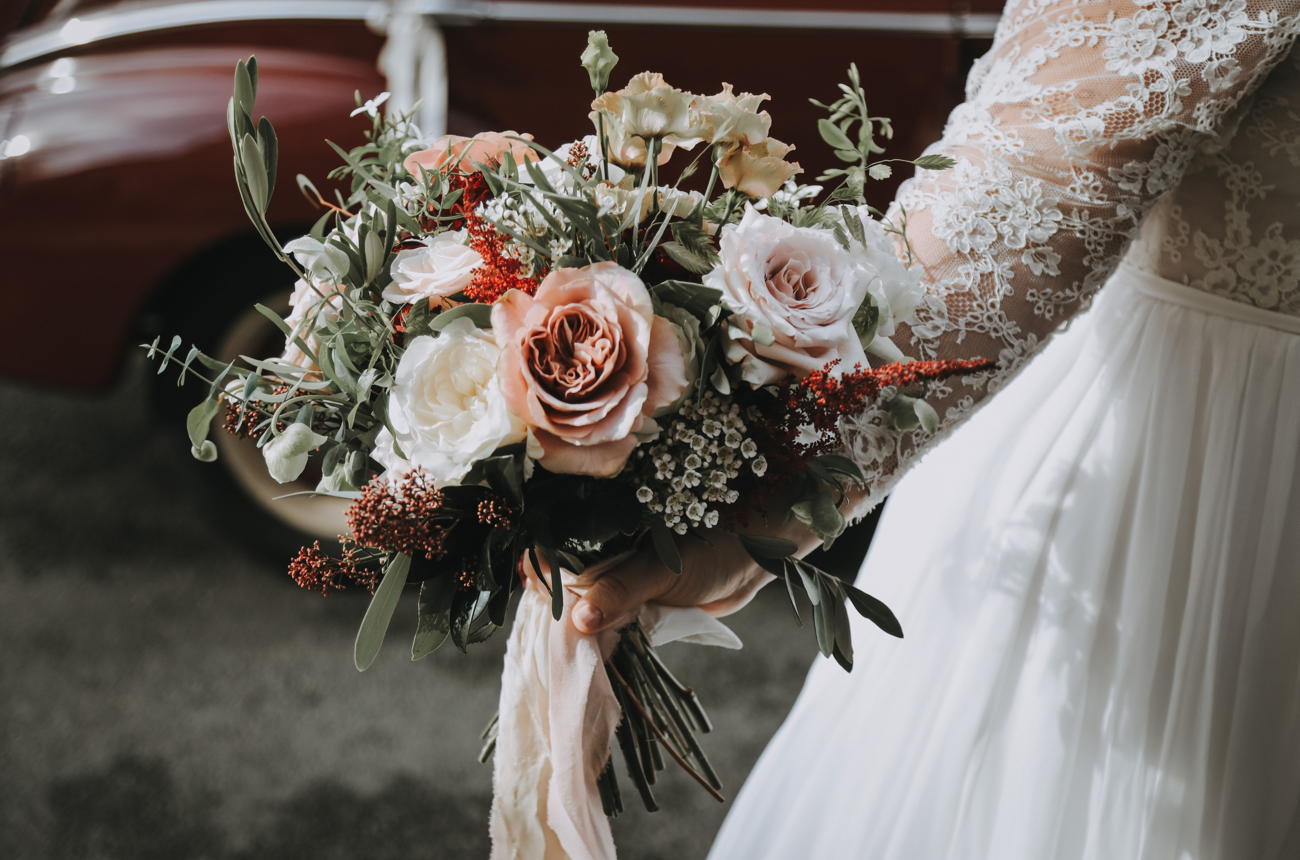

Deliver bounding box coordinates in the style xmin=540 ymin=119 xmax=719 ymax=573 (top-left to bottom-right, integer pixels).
xmin=0 ymin=360 xmax=836 ymax=860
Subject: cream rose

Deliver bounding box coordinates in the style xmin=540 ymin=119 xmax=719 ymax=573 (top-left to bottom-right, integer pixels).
xmin=373 ymin=317 xmax=526 ymax=484
xmin=707 ymin=208 xmax=868 ymax=386
xmin=694 ymin=83 xmax=771 ymax=147
xmin=492 ymin=262 xmax=690 ymax=477
xmin=590 ymin=72 xmax=704 ymax=166
xmin=718 ymin=138 xmax=801 ymax=199
xmin=381 ymin=230 xmax=482 ymax=307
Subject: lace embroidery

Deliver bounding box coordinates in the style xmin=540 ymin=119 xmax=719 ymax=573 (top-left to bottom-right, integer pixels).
xmin=841 ymin=0 xmax=1300 ymax=519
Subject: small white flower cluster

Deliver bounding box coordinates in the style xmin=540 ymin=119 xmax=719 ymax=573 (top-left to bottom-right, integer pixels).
xmin=477 ymin=195 xmax=573 ymax=275
xmin=633 ymin=391 xmax=767 ymax=535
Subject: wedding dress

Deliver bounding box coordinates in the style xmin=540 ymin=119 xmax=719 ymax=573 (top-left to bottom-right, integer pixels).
xmin=710 ymin=2 xmax=1300 ymax=857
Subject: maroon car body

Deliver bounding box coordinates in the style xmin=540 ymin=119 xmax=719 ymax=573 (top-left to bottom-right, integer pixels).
xmin=0 ymin=0 xmax=997 ymax=391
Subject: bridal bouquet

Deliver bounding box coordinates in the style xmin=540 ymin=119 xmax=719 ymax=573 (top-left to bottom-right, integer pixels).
xmin=148 ymin=32 xmax=989 ymax=857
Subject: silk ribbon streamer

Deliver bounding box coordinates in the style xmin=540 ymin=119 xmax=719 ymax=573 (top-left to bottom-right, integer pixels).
xmin=488 ymin=573 xmax=742 ymax=860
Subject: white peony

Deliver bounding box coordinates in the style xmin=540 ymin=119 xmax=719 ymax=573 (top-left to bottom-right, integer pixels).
xmin=706 ymin=207 xmax=868 ymax=385
xmin=849 ymin=206 xmax=922 ymax=361
xmin=382 ymin=230 xmax=482 ymax=307
xmin=372 ymin=316 xmax=525 ymax=484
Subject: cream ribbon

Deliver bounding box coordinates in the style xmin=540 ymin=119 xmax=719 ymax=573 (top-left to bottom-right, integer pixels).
xmin=488 ymin=574 xmax=742 ymax=860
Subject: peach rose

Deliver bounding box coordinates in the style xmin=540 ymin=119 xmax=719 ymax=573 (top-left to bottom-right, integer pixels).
xmin=404 ymin=130 xmax=539 ymax=177
xmin=492 ymin=262 xmax=690 ymax=477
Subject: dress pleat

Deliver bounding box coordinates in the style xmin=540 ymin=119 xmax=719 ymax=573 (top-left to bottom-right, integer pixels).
xmin=709 ymin=266 xmax=1300 ymax=860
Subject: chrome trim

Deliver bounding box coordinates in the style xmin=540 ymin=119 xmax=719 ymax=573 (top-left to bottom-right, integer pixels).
xmin=3 ymin=0 xmax=999 ymax=70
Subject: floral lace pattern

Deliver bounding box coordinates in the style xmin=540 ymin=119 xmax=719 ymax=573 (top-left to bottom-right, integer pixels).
xmin=843 ymin=0 xmax=1300 ymax=519
xmin=1130 ymin=48 xmax=1300 ymax=313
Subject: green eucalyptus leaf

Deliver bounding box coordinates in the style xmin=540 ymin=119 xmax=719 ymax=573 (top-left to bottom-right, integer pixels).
xmin=817 ymin=118 xmax=854 ymax=152
xmin=239 ymin=134 xmax=269 ymax=212
xmin=354 ymin=553 xmax=411 ymax=671
xmin=914 ymin=154 xmax=957 ymax=170
xmin=185 ymin=398 xmax=221 ymax=449
xmin=914 ymin=398 xmax=940 ymax=434
xmin=887 ymin=394 xmax=921 ymax=431
xmin=233 ymin=60 xmax=256 ymax=112
xmin=429 ymin=303 xmax=494 ymax=332
xmin=191 ymin=440 xmax=218 ymax=462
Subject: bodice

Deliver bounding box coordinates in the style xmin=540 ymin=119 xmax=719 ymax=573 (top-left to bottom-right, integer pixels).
xmin=1129 ymin=42 xmax=1300 ymax=316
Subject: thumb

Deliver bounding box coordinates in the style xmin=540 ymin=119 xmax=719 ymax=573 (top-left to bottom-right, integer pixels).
xmin=572 ymin=554 xmax=674 ymax=635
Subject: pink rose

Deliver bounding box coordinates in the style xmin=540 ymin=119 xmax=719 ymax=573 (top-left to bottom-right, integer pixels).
xmin=404 ymin=130 xmax=539 ymax=176
xmin=492 ymin=262 xmax=690 ymax=477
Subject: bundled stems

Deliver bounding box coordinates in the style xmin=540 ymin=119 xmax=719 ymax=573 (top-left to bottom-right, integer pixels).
xmin=599 ymin=622 xmax=723 ymax=815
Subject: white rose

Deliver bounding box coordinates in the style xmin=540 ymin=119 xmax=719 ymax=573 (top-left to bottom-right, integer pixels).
xmin=849 ymin=206 xmax=922 ymax=361
xmin=374 ymin=316 xmax=525 ymax=484
xmin=706 ymin=207 xmax=868 ymax=386
xmin=382 ymin=230 xmax=482 ymax=307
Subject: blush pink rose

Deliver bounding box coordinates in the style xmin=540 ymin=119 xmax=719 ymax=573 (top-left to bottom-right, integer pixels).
xmin=404 ymin=130 xmax=539 ymax=176
xmin=492 ymin=262 xmax=690 ymax=477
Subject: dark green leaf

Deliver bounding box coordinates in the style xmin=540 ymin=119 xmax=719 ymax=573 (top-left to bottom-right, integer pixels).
xmin=660 ymin=241 xmax=715 ymax=275
xmin=844 ymin=583 xmax=904 ymax=638
xmin=739 ymin=534 xmax=799 ymax=559
xmin=650 ymin=523 xmax=682 ymax=574
xmin=411 ymin=577 xmax=456 ymax=659
xmin=810 ymin=454 xmax=864 ymax=482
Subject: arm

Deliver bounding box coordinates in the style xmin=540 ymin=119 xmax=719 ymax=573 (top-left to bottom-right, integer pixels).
xmin=574 ymin=0 xmax=1300 ymax=632
xmin=842 ymin=0 xmax=1300 ymax=518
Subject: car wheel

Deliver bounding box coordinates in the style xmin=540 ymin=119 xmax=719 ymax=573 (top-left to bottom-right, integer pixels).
xmin=146 ymin=235 xmax=350 ymax=561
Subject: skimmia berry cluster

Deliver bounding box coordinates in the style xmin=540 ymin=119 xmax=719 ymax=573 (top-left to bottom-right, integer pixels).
xmin=345 ymin=469 xmax=451 ymax=560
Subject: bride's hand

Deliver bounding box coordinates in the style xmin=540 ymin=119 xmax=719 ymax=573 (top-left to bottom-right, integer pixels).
xmin=570 ymin=532 xmax=777 ymax=634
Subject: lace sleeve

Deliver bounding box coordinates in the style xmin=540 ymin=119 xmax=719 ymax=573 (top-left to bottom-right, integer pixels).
xmin=842 ymin=0 xmax=1300 ymax=518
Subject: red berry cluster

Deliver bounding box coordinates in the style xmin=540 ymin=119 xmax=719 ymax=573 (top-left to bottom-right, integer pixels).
xmin=287 ymin=540 xmax=378 ymax=595
xmin=345 ymin=469 xmax=452 ymax=560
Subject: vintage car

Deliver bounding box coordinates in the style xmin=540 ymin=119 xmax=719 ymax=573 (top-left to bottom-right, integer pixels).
xmin=0 ymin=0 xmax=997 ymax=562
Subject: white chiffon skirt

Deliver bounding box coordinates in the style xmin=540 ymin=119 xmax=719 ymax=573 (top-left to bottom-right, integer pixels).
xmin=710 ymin=264 xmax=1300 ymax=860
